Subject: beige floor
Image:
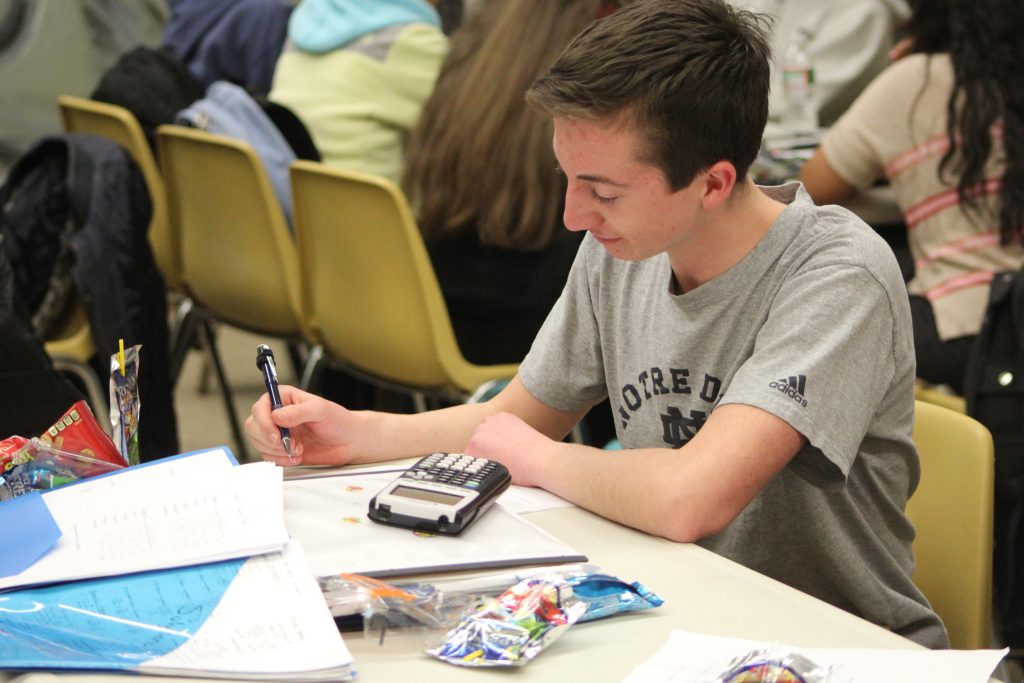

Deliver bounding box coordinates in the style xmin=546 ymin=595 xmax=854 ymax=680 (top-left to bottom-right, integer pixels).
xmin=173 ymin=325 xmax=296 ymax=461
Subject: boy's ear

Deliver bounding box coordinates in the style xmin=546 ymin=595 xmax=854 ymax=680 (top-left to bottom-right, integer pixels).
xmin=701 ymin=160 xmax=738 ymax=209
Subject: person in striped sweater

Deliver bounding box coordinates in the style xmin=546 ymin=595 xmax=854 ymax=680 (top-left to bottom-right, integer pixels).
xmin=799 ymin=0 xmax=1024 ymax=394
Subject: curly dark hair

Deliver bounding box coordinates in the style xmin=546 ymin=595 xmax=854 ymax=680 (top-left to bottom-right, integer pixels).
xmin=907 ymin=0 xmax=1024 ymax=244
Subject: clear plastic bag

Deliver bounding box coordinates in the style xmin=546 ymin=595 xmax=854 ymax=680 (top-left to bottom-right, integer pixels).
xmin=0 ymin=437 xmax=125 ymax=501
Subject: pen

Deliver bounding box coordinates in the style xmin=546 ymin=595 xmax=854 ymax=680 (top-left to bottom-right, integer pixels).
xmin=256 ymin=344 xmax=294 ymax=462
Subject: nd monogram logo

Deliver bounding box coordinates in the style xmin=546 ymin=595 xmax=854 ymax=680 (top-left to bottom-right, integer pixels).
xmin=660 ymin=407 xmax=708 ymax=447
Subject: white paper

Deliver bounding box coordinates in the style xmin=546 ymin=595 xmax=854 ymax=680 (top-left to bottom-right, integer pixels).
xmin=623 ymin=629 xmax=1008 ymax=683
xmin=498 ymin=484 xmax=575 ymax=514
xmin=145 ymin=540 xmax=354 ymax=679
xmin=283 ymin=472 xmax=587 ymax=578
xmin=0 ymin=451 xmax=289 ymax=590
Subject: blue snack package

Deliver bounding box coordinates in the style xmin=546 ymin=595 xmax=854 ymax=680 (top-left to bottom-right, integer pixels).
xmin=566 ymin=573 xmax=664 ymax=622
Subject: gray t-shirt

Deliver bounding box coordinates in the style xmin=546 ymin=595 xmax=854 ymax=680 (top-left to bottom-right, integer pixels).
xmin=519 ymin=183 xmax=948 ymax=648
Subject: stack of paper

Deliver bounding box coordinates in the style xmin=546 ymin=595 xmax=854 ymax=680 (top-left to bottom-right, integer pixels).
xmin=0 ymin=447 xmax=355 ymax=681
xmin=0 ymin=448 xmax=288 ymax=590
xmin=0 ymin=541 xmax=354 ymax=681
xmin=283 ymin=466 xmax=587 ymax=578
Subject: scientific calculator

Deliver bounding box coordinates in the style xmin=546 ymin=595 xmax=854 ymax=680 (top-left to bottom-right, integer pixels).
xmin=367 ymin=453 xmax=512 ymax=535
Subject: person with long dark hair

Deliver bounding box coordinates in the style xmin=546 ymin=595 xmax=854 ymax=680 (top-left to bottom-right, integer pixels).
xmin=800 ymin=0 xmax=1024 ymax=394
xmin=402 ymin=0 xmax=625 ymax=366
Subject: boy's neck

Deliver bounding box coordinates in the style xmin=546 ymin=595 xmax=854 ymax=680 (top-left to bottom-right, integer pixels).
xmin=670 ymin=179 xmax=787 ymax=293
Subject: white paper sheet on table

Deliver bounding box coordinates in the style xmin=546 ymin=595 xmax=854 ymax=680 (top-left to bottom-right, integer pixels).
xmin=497 ymin=484 xmax=575 ymax=514
xmin=283 ymin=471 xmax=586 ymax=578
xmin=622 ymin=629 xmax=1008 ymax=683
xmin=0 ymin=449 xmax=289 ymax=591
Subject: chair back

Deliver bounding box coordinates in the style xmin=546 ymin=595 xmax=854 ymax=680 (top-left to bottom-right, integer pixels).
xmin=289 ymin=161 xmax=516 ymax=394
xmin=157 ymin=125 xmax=303 ymax=338
xmin=57 ymin=95 xmax=179 ymax=291
xmin=908 ymin=400 xmax=995 ymax=649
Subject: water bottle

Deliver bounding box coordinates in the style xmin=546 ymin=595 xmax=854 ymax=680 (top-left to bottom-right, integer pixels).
xmin=780 ymin=26 xmax=818 ymax=135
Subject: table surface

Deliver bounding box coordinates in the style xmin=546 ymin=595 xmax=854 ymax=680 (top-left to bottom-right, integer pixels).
xmin=3 ymin=501 xmax=927 ymax=683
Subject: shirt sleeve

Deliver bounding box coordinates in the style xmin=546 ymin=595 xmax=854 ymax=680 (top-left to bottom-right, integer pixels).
xmin=819 ymin=57 xmax=921 ymax=190
xmin=718 ymin=261 xmax=899 ymax=480
xmin=518 ymin=238 xmax=609 ymax=412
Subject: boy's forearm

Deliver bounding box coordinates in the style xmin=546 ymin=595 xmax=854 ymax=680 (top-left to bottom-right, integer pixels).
xmin=353 ymin=401 xmax=499 ymax=463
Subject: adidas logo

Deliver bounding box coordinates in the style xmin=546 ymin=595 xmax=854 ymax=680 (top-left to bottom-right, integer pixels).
xmin=769 ymin=375 xmax=808 ymax=407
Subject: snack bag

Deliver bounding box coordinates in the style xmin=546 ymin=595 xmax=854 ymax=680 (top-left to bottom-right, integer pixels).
xmin=427 ymin=575 xmax=586 ymax=667
xmin=565 ymin=572 xmax=664 ymax=622
xmin=38 ymin=401 xmax=125 ymax=467
xmin=708 ymin=649 xmax=834 ymax=683
xmin=109 ymin=343 xmax=141 ymax=466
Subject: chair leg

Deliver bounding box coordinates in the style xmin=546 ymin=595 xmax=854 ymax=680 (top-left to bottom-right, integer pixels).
xmin=169 ymin=297 xmax=198 ymax=389
xmin=197 ymin=319 xmax=249 ymax=461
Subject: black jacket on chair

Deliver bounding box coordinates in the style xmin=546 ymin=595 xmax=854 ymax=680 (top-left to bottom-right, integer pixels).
xmin=0 ymin=133 xmax=179 ymax=459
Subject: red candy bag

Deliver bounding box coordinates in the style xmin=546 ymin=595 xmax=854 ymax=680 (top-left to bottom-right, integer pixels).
xmin=37 ymin=401 xmax=126 ymax=467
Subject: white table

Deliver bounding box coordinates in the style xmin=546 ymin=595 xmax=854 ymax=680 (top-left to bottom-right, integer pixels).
xmin=3 ymin=502 xmax=932 ymax=683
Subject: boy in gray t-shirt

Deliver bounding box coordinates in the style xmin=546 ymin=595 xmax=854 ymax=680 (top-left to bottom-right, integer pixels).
xmin=521 ymin=182 xmax=946 ymax=646
xmin=246 ymin=0 xmax=947 ymax=648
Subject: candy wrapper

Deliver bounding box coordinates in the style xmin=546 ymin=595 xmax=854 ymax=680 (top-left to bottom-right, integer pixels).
xmin=0 ymin=437 xmax=126 ymax=502
xmin=705 ymin=648 xmax=834 ymax=683
xmin=110 ymin=343 xmax=141 ymax=466
xmin=427 ymin=575 xmax=587 ymax=667
xmin=38 ymin=400 xmax=125 ymax=467
xmin=1 ymin=436 xmax=30 ymax=473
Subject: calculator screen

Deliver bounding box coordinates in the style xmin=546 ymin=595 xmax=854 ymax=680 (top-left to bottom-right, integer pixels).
xmin=391 ymin=485 xmax=465 ymax=505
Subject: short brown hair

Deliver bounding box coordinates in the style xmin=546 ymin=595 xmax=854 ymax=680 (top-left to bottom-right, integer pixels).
xmin=526 ymin=0 xmax=771 ymax=190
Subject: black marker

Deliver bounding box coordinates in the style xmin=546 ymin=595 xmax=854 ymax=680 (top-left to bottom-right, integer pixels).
xmin=256 ymin=344 xmax=294 ymax=462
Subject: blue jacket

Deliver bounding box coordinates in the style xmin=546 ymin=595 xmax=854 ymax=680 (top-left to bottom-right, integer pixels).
xmin=288 ymin=0 xmax=440 ymax=53
xmin=176 ymin=81 xmax=298 ymax=226
xmin=162 ymin=0 xmax=293 ymax=93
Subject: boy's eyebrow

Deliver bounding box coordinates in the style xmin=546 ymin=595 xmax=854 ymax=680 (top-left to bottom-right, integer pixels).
xmin=577 ymin=173 xmax=628 ymax=187
xmin=554 ymin=166 xmax=629 ymax=187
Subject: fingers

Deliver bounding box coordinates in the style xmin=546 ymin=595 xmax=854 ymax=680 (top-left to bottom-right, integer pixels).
xmin=246 ymin=393 xmax=300 ymax=464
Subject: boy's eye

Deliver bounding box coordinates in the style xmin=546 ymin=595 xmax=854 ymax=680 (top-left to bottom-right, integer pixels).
xmin=590 ymin=188 xmax=617 ymax=204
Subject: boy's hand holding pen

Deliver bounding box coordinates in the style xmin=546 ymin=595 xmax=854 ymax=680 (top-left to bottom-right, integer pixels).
xmin=256 ymin=344 xmax=296 ymax=463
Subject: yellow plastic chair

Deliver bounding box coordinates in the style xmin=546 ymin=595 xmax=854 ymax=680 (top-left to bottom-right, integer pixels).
xmin=57 ymin=95 xmax=204 ymax=389
xmin=914 ymin=379 xmax=967 ymax=414
xmin=289 ymin=160 xmax=517 ymax=407
xmin=157 ymin=125 xmax=308 ymax=456
xmin=908 ymin=399 xmax=995 ymax=649
xmin=57 ymin=95 xmax=178 ymax=291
